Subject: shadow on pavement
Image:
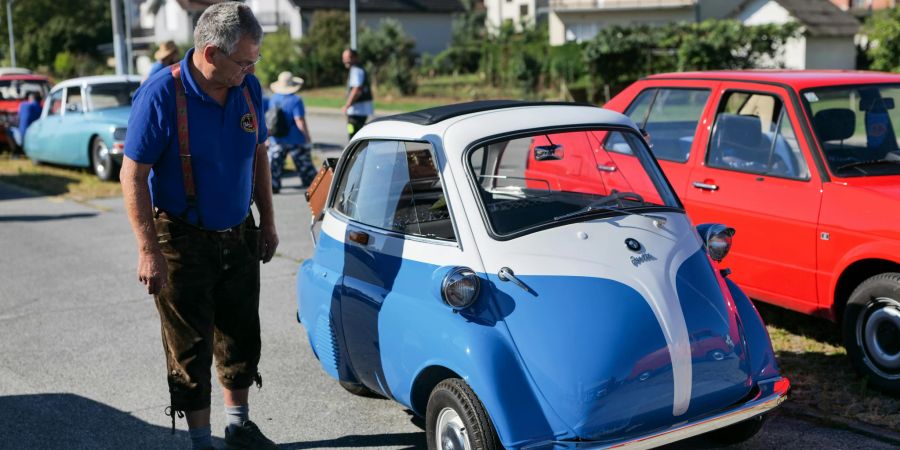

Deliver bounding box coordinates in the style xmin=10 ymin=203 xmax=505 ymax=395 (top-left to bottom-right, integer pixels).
xmin=280 ymin=432 xmax=426 ymax=449
xmin=0 ymin=393 xmax=210 ymax=448
xmin=0 ymin=173 xmax=80 ymax=200
xmin=755 ymin=302 xmax=842 ymax=346
xmin=0 ymin=212 xmax=98 ymax=222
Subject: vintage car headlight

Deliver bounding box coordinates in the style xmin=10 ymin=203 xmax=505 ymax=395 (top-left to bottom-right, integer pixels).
xmin=113 ymin=127 xmax=127 ymax=141
xmin=441 ymin=267 xmax=480 ymax=309
xmin=697 ymin=223 xmax=735 ymax=262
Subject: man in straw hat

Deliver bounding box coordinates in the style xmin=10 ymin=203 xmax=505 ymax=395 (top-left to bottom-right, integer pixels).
xmin=148 ymin=40 xmax=180 ymax=77
xmin=267 ymin=71 xmax=315 ymax=193
xmin=121 ymin=3 xmax=279 ymax=449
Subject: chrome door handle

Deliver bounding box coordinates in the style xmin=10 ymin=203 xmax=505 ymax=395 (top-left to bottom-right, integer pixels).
xmin=597 ymin=164 xmax=617 ymax=172
xmin=498 ymin=267 xmax=534 ymax=295
xmin=692 ymin=181 xmax=719 ymax=191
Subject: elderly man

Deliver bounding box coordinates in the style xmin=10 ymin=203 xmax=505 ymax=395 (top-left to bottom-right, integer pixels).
xmin=120 ymin=3 xmax=278 ymax=449
xmin=340 ymin=48 xmax=374 ymax=139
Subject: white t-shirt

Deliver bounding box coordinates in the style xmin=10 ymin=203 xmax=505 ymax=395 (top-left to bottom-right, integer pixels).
xmin=347 ymin=66 xmax=374 ymax=117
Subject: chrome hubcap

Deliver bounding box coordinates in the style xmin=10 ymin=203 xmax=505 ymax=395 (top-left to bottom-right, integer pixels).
xmin=436 ymin=407 xmax=471 ymax=450
xmin=94 ymin=140 xmax=109 ymax=174
xmin=863 ymin=298 xmax=900 ymax=370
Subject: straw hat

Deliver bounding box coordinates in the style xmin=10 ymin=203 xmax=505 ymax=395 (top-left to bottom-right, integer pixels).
xmin=270 ymin=71 xmax=304 ymax=94
xmin=154 ymin=41 xmax=178 ymax=61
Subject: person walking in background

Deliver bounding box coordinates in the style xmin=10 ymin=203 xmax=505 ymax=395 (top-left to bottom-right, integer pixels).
xmin=12 ymin=92 xmax=41 ymax=149
xmin=341 ymin=48 xmax=373 ymax=139
xmin=147 ymin=41 xmax=180 ymax=78
xmin=120 ymin=3 xmax=279 ymax=450
xmin=266 ymin=71 xmax=315 ymax=193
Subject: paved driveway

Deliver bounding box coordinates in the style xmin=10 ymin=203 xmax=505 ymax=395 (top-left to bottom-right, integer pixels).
xmin=0 ymin=110 xmax=895 ymax=449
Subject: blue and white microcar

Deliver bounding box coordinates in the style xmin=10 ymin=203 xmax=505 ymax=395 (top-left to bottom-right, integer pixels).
xmin=297 ymin=101 xmax=790 ymax=449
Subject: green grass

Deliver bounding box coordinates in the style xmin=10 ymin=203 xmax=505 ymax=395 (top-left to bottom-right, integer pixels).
xmin=759 ymin=303 xmax=900 ymax=432
xmin=0 ymin=154 xmax=121 ymax=200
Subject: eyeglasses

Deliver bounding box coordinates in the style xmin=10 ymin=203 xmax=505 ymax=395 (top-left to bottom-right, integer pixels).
xmin=218 ymin=48 xmax=262 ymax=72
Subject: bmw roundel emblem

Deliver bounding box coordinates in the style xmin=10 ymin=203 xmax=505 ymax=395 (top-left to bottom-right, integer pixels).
xmin=625 ymin=238 xmax=642 ymax=252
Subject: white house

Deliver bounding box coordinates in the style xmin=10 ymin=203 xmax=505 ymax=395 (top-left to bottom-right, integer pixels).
xmin=483 ymin=0 xmax=549 ymax=31
xmin=731 ymin=0 xmax=860 ymax=69
xmin=296 ymin=0 xmax=465 ymax=56
xmin=545 ymin=0 xmax=742 ymax=45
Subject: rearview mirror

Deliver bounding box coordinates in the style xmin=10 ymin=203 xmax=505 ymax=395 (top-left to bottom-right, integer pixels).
xmin=534 ymin=144 xmax=564 ymax=161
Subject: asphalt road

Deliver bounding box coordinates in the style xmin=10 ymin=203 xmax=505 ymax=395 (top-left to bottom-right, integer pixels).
xmin=0 ymin=110 xmax=896 ymax=449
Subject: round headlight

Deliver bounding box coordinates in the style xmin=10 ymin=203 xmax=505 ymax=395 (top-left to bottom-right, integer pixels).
xmin=441 ymin=267 xmax=480 ymax=309
xmin=698 ymin=223 xmax=735 ymax=262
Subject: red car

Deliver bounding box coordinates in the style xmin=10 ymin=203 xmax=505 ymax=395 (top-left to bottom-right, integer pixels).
xmin=526 ymin=70 xmax=900 ymax=393
xmin=0 ymin=73 xmax=51 ymax=150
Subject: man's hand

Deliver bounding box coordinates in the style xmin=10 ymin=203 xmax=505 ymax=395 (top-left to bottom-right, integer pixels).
xmin=138 ymin=249 xmax=168 ymax=295
xmin=259 ymin=223 xmax=279 ymax=263
xmin=341 ymin=104 xmax=349 ymax=115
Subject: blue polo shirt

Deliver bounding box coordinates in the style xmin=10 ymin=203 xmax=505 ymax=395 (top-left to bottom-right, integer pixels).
xmin=17 ymin=100 xmax=41 ymax=132
xmin=268 ymin=93 xmax=306 ymax=146
xmin=125 ymin=48 xmax=268 ymax=230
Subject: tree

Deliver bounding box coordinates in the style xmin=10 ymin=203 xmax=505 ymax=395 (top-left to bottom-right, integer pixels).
xmin=0 ymin=0 xmax=112 ymax=75
xmin=298 ymin=10 xmax=350 ymax=87
xmin=256 ymin=29 xmax=302 ymax=86
xmin=358 ymin=19 xmax=417 ymax=95
xmin=865 ymin=7 xmax=900 ymax=72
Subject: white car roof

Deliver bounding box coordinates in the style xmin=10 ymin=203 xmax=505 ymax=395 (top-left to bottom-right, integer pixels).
xmin=50 ymin=75 xmax=142 ymax=92
xmin=353 ymin=101 xmax=639 ymax=155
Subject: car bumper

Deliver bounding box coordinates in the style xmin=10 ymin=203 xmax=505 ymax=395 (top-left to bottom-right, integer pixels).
xmin=523 ymin=376 xmax=790 ymax=450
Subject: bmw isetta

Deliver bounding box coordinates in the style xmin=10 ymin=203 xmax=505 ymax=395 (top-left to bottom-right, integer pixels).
xmin=296 ymin=101 xmax=789 ymax=449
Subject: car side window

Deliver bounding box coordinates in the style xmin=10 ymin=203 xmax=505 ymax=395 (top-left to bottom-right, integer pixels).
xmin=611 ymin=88 xmax=710 ymax=163
xmin=333 ymin=140 xmax=455 ymax=241
xmin=707 ymin=91 xmax=809 ymax=180
xmin=64 ymin=86 xmax=82 ymax=114
xmin=47 ymin=90 xmax=63 ymax=116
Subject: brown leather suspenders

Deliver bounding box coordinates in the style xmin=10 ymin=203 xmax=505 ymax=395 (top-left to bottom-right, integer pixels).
xmin=169 ymin=64 xmax=258 ymax=228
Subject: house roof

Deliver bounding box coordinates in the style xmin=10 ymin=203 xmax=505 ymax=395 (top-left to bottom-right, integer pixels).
xmin=732 ymin=0 xmax=860 ymax=37
xmin=294 ymin=0 xmax=464 ymax=13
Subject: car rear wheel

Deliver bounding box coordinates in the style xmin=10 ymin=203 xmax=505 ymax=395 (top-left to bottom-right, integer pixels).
xmin=91 ymin=136 xmax=119 ymax=181
xmin=843 ymin=273 xmax=900 ymax=395
xmin=426 ymin=379 xmax=500 ymax=450
xmin=706 ymin=414 xmax=766 ymax=445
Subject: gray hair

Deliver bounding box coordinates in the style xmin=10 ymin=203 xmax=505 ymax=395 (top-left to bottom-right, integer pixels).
xmin=193 ymin=2 xmax=263 ymax=55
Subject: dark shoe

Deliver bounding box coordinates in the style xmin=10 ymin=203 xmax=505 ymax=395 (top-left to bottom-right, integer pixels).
xmin=272 ymin=186 xmax=280 ymax=194
xmin=225 ymin=420 xmax=279 ymax=450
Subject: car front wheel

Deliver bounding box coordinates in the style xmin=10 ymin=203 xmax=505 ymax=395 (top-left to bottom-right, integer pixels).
xmin=91 ymin=136 xmax=119 ymax=181
xmin=426 ymin=379 xmax=501 ymax=450
xmin=843 ymin=273 xmax=900 ymax=394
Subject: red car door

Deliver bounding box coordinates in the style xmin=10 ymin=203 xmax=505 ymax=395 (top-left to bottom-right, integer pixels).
xmin=683 ymin=82 xmax=824 ymax=314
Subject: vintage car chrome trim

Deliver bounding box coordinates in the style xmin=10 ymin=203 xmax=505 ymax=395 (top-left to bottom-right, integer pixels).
xmin=523 ymin=376 xmax=789 ymax=450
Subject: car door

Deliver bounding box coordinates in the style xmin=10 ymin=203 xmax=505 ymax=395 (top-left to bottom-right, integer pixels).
xmin=25 ymin=88 xmax=63 ymax=162
xmin=54 ymin=85 xmax=88 ymax=167
xmin=684 ymin=83 xmax=823 ymax=312
xmin=328 ymin=138 xmax=477 ymax=396
xmin=605 ymin=81 xmax=719 ymax=195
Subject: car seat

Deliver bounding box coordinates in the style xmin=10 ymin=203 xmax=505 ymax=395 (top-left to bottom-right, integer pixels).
xmin=813 ymin=108 xmax=855 ymax=144
xmin=710 ymin=114 xmax=770 ymax=172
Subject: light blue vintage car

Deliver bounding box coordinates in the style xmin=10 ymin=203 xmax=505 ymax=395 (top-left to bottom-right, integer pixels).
xmin=24 ymin=75 xmax=140 ymax=181
xmin=297 ymin=101 xmax=790 ymax=450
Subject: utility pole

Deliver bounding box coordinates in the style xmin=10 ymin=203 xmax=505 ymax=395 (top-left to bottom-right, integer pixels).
xmin=6 ymin=0 xmax=15 ymax=67
xmin=110 ymin=0 xmax=127 ymax=75
xmin=124 ymin=0 xmax=134 ymax=74
xmin=350 ymin=0 xmax=356 ymax=50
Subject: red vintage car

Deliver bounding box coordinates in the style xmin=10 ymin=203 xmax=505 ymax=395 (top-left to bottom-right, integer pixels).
xmin=0 ymin=73 xmax=51 ymax=150
xmin=526 ymin=70 xmax=900 ymax=394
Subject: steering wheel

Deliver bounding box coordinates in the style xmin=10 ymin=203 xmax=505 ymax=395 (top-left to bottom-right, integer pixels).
xmin=592 ymin=190 xmax=645 ymax=208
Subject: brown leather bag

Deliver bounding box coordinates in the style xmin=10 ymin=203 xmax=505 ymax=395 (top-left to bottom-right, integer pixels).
xmin=305 ymin=158 xmax=338 ymax=219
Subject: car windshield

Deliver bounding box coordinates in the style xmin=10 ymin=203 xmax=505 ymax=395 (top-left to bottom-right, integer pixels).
xmin=89 ymin=82 xmax=139 ymax=111
xmin=804 ymin=84 xmax=900 ymax=177
xmin=467 ymin=128 xmax=680 ymax=237
xmin=0 ymin=79 xmax=50 ymax=100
